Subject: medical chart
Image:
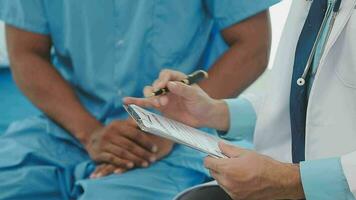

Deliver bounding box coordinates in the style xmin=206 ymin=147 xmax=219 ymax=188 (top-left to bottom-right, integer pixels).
xmin=125 ymin=104 xmax=227 ymax=158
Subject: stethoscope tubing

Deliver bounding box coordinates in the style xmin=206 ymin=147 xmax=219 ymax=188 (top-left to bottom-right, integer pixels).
xmin=297 ymin=0 xmax=342 ymax=86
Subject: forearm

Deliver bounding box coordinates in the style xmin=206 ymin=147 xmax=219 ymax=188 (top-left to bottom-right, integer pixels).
xmin=280 ymin=163 xmax=305 ymax=199
xmin=201 ymin=43 xmax=268 ymax=99
xmin=199 ymin=11 xmax=271 ymax=99
xmin=10 ymin=54 xmax=101 ymax=144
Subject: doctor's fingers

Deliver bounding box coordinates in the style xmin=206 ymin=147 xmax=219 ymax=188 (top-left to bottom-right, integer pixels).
xmin=153 ymin=69 xmax=187 ymax=90
xmin=209 ymin=171 xmax=236 ymax=200
xmin=209 ymin=169 xmax=229 ymax=189
xmin=123 ymin=96 xmax=164 ymax=109
xmin=143 ymin=86 xmax=171 ymax=107
xmin=204 ymin=156 xmax=226 ymax=172
xmin=209 ymin=168 xmax=222 ymax=179
xmin=166 ymin=82 xmax=200 ymax=101
xmin=204 ymin=156 xmax=237 ymax=175
xmin=209 ymin=169 xmax=233 ymax=194
xmin=143 ymin=86 xmax=155 ymax=98
xmin=219 ymin=142 xmax=248 ymax=158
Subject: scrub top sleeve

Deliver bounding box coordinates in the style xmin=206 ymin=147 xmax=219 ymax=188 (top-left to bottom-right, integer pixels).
xmin=0 ymin=0 xmax=49 ymax=35
xmin=218 ymin=97 xmax=256 ymax=142
xmin=205 ymin=0 xmax=281 ymax=31
xmin=300 ymin=158 xmax=355 ymax=200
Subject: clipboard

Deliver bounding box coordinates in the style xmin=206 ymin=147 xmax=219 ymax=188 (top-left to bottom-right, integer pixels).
xmin=124 ymin=104 xmax=228 ymax=158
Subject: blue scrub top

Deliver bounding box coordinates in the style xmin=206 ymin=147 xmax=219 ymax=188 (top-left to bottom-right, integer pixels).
xmin=0 ymin=0 xmax=278 ymax=125
xmin=0 ymin=2 xmax=281 ymax=199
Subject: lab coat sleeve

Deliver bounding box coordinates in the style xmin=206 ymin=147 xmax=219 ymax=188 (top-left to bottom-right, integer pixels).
xmin=341 ymin=151 xmax=356 ymax=199
xmin=0 ymin=0 xmax=49 ymax=34
xmin=204 ymin=0 xmax=280 ymax=30
xmin=219 ymin=95 xmax=258 ymax=141
xmin=300 ymin=158 xmax=355 ymax=200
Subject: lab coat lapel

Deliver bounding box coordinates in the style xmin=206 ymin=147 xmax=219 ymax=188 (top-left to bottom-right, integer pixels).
xmin=319 ymin=0 xmax=356 ymax=65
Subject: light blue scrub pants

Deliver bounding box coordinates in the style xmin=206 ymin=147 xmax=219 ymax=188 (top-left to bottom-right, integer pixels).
xmin=0 ymin=116 xmax=208 ymax=200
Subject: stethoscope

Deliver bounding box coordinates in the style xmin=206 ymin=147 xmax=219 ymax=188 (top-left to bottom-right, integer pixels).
xmin=297 ymin=0 xmax=342 ymax=86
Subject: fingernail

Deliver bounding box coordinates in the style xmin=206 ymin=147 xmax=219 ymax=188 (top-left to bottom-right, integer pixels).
xmin=114 ymin=169 xmax=123 ymax=174
xmin=149 ymin=156 xmax=156 ymax=163
xmin=153 ymin=85 xmax=160 ymax=92
xmin=90 ymin=174 xmax=96 ymax=179
xmin=127 ymin=162 xmax=134 ymax=168
xmin=168 ymin=82 xmax=177 ymax=88
xmin=151 ymin=145 xmax=158 ymax=153
xmin=142 ymin=162 xmax=149 ymax=167
xmin=96 ymin=173 xmax=102 ymax=178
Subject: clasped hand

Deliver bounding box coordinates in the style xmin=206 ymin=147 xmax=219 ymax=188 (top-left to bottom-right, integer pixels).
xmin=84 ymin=119 xmax=173 ymax=178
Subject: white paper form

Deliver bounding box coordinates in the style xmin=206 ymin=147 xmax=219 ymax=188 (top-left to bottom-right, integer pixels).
xmin=125 ymin=104 xmax=227 ymax=158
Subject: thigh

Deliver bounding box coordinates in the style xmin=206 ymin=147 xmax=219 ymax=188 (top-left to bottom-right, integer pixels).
xmin=0 ymin=117 xmax=89 ymax=200
xmin=77 ymin=160 xmax=208 ymax=200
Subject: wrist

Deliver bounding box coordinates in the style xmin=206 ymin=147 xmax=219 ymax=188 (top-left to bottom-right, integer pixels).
xmin=72 ymin=118 xmax=103 ymax=146
xmin=206 ymin=100 xmax=229 ymax=131
xmin=280 ymin=163 xmax=305 ymax=199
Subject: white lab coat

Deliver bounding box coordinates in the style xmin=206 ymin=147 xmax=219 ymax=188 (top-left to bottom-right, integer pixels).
xmin=248 ymin=0 xmax=356 ymax=197
xmin=174 ymin=1 xmax=356 ymax=199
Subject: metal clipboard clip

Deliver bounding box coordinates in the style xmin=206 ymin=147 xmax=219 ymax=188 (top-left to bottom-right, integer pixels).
xmin=124 ymin=105 xmax=144 ymax=126
xmin=123 ymin=104 xmax=153 ymax=129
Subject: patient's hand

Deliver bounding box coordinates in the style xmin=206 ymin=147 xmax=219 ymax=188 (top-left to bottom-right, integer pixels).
xmin=86 ymin=119 xmax=173 ymax=178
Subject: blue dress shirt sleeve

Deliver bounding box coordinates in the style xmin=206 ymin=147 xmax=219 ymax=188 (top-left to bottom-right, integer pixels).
xmin=205 ymin=0 xmax=281 ymax=30
xmin=0 ymin=0 xmax=49 ymax=34
xmin=300 ymin=157 xmax=355 ymax=200
xmin=219 ymin=97 xmax=257 ymax=142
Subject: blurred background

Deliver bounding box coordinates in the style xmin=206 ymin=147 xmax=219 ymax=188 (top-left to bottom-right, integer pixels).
xmin=0 ymin=1 xmax=292 ymax=132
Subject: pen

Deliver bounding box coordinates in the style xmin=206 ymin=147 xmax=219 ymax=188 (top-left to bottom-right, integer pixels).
xmin=149 ymin=70 xmax=208 ymax=97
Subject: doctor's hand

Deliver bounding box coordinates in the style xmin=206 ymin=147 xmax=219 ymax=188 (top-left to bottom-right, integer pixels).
xmin=204 ymin=142 xmax=305 ymax=200
xmin=84 ymin=119 xmax=173 ymax=178
xmin=123 ymin=69 xmax=229 ymax=131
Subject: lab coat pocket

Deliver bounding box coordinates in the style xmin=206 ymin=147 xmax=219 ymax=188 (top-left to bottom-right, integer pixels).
xmin=335 ymin=65 xmax=356 ymax=89
xmin=150 ymin=1 xmax=210 ymax=61
xmin=334 ymin=11 xmax=356 ymax=89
